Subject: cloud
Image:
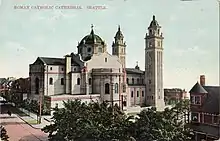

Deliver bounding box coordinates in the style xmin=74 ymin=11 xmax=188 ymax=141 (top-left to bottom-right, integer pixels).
xmin=6 ymin=41 xmax=26 ymax=52
xmin=192 ymin=28 xmax=206 ymax=37
xmin=172 ymin=45 xmax=208 ymax=56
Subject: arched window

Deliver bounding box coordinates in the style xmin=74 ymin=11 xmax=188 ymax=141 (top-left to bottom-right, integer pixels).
xmin=49 ymin=78 xmax=53 ymax=85
xmin=142 ymin=91 xmax=144 ymax=97
xmin=132 ymin=78 xmax=134 ymax=84
xmin=137 ymin=91 xmax=139 ymax=97
xmin=61 ymin=78 xmax=64 ymax=85
xmin=105 ymin=83 xmax=110 ymax=94
xmin=115 ymin=83 xmax=118 ymax=93
xmin=126 ymin=78 xmax=129 ymax=84
xmin=141 ymin=79 xmax=144 ymax=84
xmin=131 ymin=91 xmax=134 ymax=98
xmin=77 ymin=78 xmax=80 ymax=85
xmin=89 ymin=78 xmax=92 ymax=85
xmin=35 ymin=77 xmax=39 ymax=94
xmin=137 ymin=78 xmax=140 ymax=84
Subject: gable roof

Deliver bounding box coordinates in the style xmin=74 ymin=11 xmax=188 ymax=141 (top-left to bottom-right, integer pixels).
xmin=39 ymin=57 xmax=65 ymax=65
xmin=189 ymin=82 xmax=208 ymax=94
xmin=32 ymin=53 xmax=84 ymax=67
xmin=202 ymin=86 xmax=220 ymax=114
xmin=126 ymin=68 xmax=144 ymax=74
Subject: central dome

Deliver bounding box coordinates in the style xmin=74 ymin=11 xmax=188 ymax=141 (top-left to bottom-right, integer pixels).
xmin=78 ymin=27 xmax=104 ymax=46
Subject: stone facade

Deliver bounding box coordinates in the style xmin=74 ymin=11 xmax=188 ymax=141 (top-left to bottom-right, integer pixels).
xmin=29 ymin=15 xmax=165 ymax=112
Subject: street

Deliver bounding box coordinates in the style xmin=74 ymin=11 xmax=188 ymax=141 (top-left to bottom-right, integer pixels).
xmin=0 ymin=103 xmax=48 ymax=141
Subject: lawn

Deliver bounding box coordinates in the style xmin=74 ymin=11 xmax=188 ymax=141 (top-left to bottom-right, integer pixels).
xmin=26 ymin=119 xmax=38 ymax=125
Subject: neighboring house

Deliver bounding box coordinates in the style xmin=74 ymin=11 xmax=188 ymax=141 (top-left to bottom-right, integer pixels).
xmin=164 ymin=88 xmax=188 ymax=105
xmin=29 ymin=15 xmax=166 ymax=113
xmin=10 ymin=77 xmax=30 ymax=102
xmin=189 ymin=75 xmax=220 ymax=141
xmin=0 ymin=77 xmax=16 ymax=97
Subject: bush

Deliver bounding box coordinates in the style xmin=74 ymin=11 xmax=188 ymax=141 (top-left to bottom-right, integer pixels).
xmin=20 ymin=99 xmax=50 ymax=115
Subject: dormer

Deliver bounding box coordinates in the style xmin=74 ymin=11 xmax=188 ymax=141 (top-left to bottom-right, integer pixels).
xmin=189 ymin=82 xmax=208 ymax=106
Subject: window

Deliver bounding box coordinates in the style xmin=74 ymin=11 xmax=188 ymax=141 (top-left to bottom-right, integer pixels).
xmin=77 ymin=78 xmax=80 ymax=85
xmin=115 ymin=83 xmax=118 ymax=93
xmin=105 ymin=58 xmax=107 ymax=62
xmin=195 ymin=96 xmax=201 ymax=105
xmin=61 ymin=68 xmax=64 ymax=71
xmin=142 ymin=91 xmax=144 ymax=97
xmin=122 ymin=84 xmax=126 ymax=92
xmin=137 ymin=91 xmax=139 ymax=97
xmin=158 ymin=41 xmax=160 ymax=47
xmin=87 ymin=47 xmax=91 ymax=52
xmin=126 ymin=78 xmax=129 ymax=84
xmin=98 ymin=48 xmax=102 ymax=53
xmin=137 ymin=78 xmax=140 ymax=84
xmin=190 ymin=96 xmax=195 ymax=104
xmin=49 ymin=78 xmax=53 ymax=85
xmin=132 ymin=78 xmax=134 ymax=84
xmin=35 ymin=77 xmax=39 ymax=94
xmin=213 ymin=115 xmax=219 ymax=124
xmin=74 ymin=68 xmax=77 ymax=71
xmin=141 ymin=79 xmax=144 ymax=84
xmin=61 ymin=78 xmax=64 ymax=85
xmin=149 ymin=88 xmax=151 ymax=92
xmin=50 ymin=67 xmax=52 ymax=70
xmin=191 ymin=95 xmax=201 ymax=105
xmin=191 ymin=112 xmax=200 ymax=122
xmin=149 ymin=80 xmax=151 ymax=84
xmin=89 ymin=78 xmax=92 ymax=85
xmin=131 ymin=91 xmax=134 ymax=98
xmin=105 ymin=83 xmax=110 ymax=94
xmin=79 ymin=48 xmax=82 ymax=53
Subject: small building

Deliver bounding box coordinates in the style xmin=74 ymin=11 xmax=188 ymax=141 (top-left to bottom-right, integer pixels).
xmin=189 ymin=75 xmax=220 ymax=141
xmin=164 ymin=88 xmax=188 ymax=105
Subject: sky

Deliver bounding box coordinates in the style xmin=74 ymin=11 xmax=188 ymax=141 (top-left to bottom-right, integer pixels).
xmin=0 ymin=0 xmax=219 ymax=91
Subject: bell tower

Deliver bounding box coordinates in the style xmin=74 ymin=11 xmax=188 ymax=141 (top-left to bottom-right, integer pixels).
xmin=145 ymin=15 xmax=165 ymax=111
xmin=112 ymin=25 xmax=126 ymax=68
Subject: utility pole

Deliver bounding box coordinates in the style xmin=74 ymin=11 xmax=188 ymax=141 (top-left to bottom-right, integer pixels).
xmin=38 ymin=88 xmax=43 ymax=124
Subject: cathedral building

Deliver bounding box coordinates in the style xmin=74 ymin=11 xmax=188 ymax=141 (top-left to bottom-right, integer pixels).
xmin=29 ymin=15 xmax=165 ymax=113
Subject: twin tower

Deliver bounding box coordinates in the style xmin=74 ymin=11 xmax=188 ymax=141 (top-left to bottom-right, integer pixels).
xmin=112 ymin=15 xmax=165 ymax=110
xmin=78 ymin=15 xmax=165 ymax=110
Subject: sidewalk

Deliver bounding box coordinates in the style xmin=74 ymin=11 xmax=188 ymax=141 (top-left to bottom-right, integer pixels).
xmin=16 ymin=107 xmax=53 ymax=129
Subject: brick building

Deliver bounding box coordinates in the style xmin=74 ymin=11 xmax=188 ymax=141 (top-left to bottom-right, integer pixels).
xmin=164 ymin=88 xmax=188 ymax=105
xmin=189 ymin=75 xmax=220 ymax=141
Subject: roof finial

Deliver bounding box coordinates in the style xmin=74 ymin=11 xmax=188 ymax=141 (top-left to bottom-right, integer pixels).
xmin=136 ymin=61 xmax=138 ymax=66
xmin=118 ymin=25 xmax=121 ymax=31
xmin=90 ymin=24 xmax=94 ymax=35
xmin=153 ymin=15 xmax=155 ymax=20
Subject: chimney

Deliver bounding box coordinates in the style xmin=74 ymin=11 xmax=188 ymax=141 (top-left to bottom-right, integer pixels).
xmin=200 ymin=75 xmax=205 ymax=86
xmin=65 ymin=55 xmax=72 ymax=94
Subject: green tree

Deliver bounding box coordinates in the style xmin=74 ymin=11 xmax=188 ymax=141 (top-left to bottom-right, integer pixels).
xmin=131 ymin=100 xmax=193 ymax=141
xmin=42 ymin=99 xmax=133 ymax=141
xmin=1 ymin=126 xmax=9 ymax=141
